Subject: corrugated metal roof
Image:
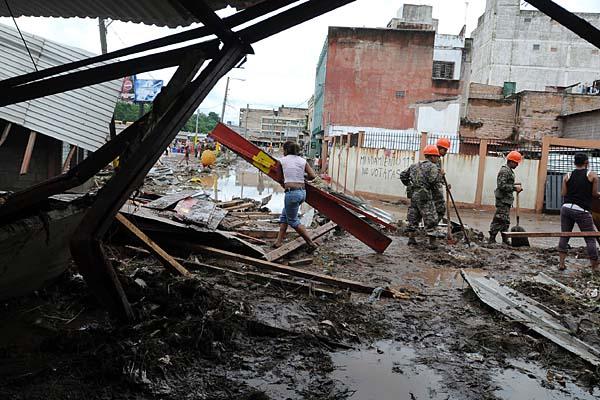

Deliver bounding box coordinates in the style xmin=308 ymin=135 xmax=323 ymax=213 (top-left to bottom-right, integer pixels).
xmin=0 ymin=23 xmax=121 ymax=151
xmin=0 ymin=1 xmax=264 ymax=28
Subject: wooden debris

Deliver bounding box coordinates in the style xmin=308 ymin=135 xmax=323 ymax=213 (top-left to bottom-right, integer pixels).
xmin=116 ymin=213 xmax=191 ymax=277
xmin=175 ymin=243 xmax=400 ymax=297
xmin=264 ymin=221 xmax=337 ymax=262
xmin=219 ymin=219 xmax=247 ymax=230
xmin=231 ymin=232 xmax=268 ymax=245
xmin=234 ymin=229 xmax=293 ymax=239
xmin=502 ymin=231 xmax=600 ymax=238
xmin=462 ymin=270 xmax=600 ymax=367
xmin=222 ymin=202 xmax=255 ymax=211
xmin=217 ymin=199 xmax=246 ymax=208
xmin=288 ymin=258 xmax=313 ymax=267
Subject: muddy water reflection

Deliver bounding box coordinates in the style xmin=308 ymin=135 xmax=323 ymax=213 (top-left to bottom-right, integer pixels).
xmin=331 ymin=341 xmax=447 ymax=400
xmin=198 ymin=166 xmax=286 ymax=213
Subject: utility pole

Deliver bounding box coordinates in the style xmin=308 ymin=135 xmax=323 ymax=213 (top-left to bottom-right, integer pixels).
xmin=220 ymin=76 xmax=230 ymax=123
xmin=98 ymin=18 xmax=108 ymax=55
xmin=244 ymin=103 xmax=249 ymax=137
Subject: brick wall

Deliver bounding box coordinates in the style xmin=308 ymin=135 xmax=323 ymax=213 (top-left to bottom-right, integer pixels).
xmin=561 ymin=110 xmax=600 ymax=140
xmin=460 ymin=98 xmax=516 ymax=139
xmin=323 ymin=27 xmax=461 ymax=131
xmin=0 ymin=123 xmax=62 ymax=191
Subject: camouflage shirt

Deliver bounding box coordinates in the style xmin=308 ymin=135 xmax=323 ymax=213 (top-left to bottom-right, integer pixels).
xmin=495 ymin=165 xmax=515 ymax=206
xmin=405 ymin=160 xmax=440 ymax=196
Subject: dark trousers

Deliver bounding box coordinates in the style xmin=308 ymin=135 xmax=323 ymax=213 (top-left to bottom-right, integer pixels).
xmin=558 ymin=206 xmax=598 ymax=260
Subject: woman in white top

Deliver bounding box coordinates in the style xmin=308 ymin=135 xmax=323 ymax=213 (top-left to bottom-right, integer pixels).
xmin=274 ymin=141 xmax=318 ymax=250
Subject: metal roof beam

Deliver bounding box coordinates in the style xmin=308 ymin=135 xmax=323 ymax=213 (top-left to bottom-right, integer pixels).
xmin=525 ymin=0 xmax=600 ymax=50
xmin=0 ymin=0 xmax=297 ymax=90
xmin=0 ymin=42 xmax=218 ymax=107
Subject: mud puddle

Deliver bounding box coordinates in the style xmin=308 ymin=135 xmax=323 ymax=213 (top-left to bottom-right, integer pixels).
xmin=493 ymin=359 xmax=599 ymax=400
xmin=331 ymin=340 xmax=448 ymax=400
xmin=401 ymin=267 xmax=481 ymax=289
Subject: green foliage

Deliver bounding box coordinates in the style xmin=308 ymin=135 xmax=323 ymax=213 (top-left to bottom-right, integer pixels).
xmin=114 ymin=102 xmax=221 ymax=134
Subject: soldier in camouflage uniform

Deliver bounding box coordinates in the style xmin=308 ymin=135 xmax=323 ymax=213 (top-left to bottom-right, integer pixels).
xmin=489 ymin=151 xmax=523 ymax=244
xmin=400 ymin=145 xmax=444 ymax=247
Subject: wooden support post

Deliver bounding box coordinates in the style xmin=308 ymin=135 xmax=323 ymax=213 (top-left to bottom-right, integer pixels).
xmin=353 ymin=131 xmax=365 ymax=194
xmin=116 ymin=213 xmax=192 ymax=277
xmin=474 ymin=139 xmax=488 ymax=206
xmin=19 ymin=131 xmax=37 ymax=175
xmin=62 ymin=145 xmax=78 ymax=173
xmin=536 ymin=136 xmax=551 ymax=213
xmin=419 ymin=132 xmax=428 ymax=161
xmin=0 ymin=122 xmax=11 ymax=147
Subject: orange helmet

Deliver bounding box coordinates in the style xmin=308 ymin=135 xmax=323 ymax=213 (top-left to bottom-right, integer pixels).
xmin=507 ymin=151 xmax=522 ymax=164
xmin=423 ymin=145 xmax=440 ymax=157
xmin=436 ymin=138 xmax=451 ymax=150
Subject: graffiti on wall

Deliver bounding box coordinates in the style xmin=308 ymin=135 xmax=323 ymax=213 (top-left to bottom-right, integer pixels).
xmin=359 ymin=150 xmax=413 ymax=181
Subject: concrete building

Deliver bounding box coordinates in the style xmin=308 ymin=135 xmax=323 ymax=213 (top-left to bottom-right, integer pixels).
xmin=238 ymin=106 xmax=308 ymax=146
xmin=460 ymin=83 xmax=600 ymax=141
xmin=310 ymin=4 xmax=469 ymax=150
xmin=471 ymin=0 xmax=600 ymax=93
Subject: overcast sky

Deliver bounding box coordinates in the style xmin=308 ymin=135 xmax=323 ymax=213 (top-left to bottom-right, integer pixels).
xmin=1 ymin=0 xmax=599 ymax=125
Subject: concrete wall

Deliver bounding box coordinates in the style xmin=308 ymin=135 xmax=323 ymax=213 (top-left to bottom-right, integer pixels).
xmin=330 ymin=142 xmax=540 ymax=210
xmin=416 ymin=101 xmax=461 ymax=135
xmin=433 ymin=34 xmax=465 ymax=81
xmin=0 ymin=124 xmax=62 ymax=191
xmin=323 ymin=26 xmax=461 ymax=132
xmin=471 ymin=0 xmax=600 ymax=92
xmin=561 ymin=111 xmax=600 ymax=140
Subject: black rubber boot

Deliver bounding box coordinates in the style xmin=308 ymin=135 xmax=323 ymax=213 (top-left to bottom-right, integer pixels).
xmin=407 ymin=233 xmax=417 ymax=246
xmin=488 ymin=232 xmax=497 ymax=244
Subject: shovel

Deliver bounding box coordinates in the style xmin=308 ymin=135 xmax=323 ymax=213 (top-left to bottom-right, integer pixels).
xmin=446 ymin=188 xmax=457 ymax=245
xmin=510 ymin=191 xmax=530 ymax=247
xmin=443 ymin=176 xmax=470 ymax=246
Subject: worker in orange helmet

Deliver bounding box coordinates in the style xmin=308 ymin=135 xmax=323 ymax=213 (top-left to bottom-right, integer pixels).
xmin=434 ymin=138 xmax=452 ymax=224
xmin=489 ymin=151 xmax=523 ymax=244
xmin=400 ymin=145 xmax=445 ymax=248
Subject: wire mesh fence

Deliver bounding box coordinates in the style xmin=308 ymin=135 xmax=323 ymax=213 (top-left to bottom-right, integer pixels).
xmin=547 ymin=146 xmax=600 ymax=174
xmin=362 ymin=130 xmax=422 ymax=150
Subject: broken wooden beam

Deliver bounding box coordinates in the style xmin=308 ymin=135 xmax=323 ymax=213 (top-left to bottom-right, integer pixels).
xmin=19 ymin=131 xmax=37 ymax=175
xmin=502 ymin=231 xmax=600 ymax=238
xmin=264 ymin=221 xmax=337 ymax=262
xmin=288 ymin=258 xmax=313 ymax=267
xmin=234 ymin=229 xmax=295 ymax=240
xmin=0 ymin=122 xmax=11 ymax=148
xmin=231 ymin=231 xmax=268 ymax=245
xmin=217 ymin=199 xmax=246 ymax=208
xmin=116 ymin=213 xmax=191 ymax=277
xmin=168 ymin=242 xmax=399 ymax=297
xmin=462 ymin=270 xmax=600 ymax=367
xmin=222 ymin=202 xmax=255 ymax=211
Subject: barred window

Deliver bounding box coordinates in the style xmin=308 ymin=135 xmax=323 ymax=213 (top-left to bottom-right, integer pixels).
xmin=432 ymin=61 xmax=455 ymax=80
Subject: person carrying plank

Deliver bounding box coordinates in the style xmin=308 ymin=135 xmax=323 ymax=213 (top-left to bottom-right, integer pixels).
xmin=558 ymin=153 xmax=600 ymax=272
xmin=489 ymin=151 xmax=523 ymax=244
xmin=400 ymin=145 xmax=445 ymax=248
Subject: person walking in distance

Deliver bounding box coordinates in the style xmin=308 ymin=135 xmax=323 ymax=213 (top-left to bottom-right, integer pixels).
xmin=434 ymin=138 xmax=451 ymax=223
xmin=400 ymin=145 xmax=444 ymax=248
xmin=273 ymin=141 xmax=318 ymax=251
xmin=558 ymin=153 xmax=600 ymax=272
xmin=489 ymin=151 xmax=523 ymax=244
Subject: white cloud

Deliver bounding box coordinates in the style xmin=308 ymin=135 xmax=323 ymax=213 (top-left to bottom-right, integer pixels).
xmin=0 ymin=0 xmax=599 ymax=125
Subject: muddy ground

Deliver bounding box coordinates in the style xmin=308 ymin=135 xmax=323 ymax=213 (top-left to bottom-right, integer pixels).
xmin=2 ymin=156 xmax=600 ymax=399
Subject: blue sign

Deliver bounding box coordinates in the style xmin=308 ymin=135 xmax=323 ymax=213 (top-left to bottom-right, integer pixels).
xmin=134 ymin=78 xmax=164 ymax=102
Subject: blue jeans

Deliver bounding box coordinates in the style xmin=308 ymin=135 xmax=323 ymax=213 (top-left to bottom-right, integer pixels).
xmin=279 ymin=189 xmax=306 ymax=229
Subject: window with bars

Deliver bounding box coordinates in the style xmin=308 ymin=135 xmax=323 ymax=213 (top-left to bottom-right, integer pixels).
xmin=432 ymin=61 xmax=455 ymax=80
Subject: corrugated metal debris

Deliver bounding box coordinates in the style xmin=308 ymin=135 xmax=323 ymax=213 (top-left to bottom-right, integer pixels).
xmin=0 ymin=23 xmax=120 ymax=151
xmin=0 ymin=0 xmax=265 ymax=28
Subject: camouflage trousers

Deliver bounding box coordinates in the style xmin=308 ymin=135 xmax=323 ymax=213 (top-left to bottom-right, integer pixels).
xmin=490 ymin=204 xmax=511 ymax=236
xmin=432 ymin=189 xmax=446 ymax=223
xmin=407 ymin=191 xmax=438 ymax=232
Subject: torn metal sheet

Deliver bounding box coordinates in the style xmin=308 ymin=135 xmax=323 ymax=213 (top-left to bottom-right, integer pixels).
xmin=174 ymin=198 xmax=227 ymax=230
xmin=532 ymin=273 xmax=583 ymax=298
xmin=143 ymin=191 xmax=199 ymax=210
xmin=462 ymin=270 xmax=600 ymax=366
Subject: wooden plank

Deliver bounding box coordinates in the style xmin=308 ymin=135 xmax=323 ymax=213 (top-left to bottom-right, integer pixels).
xmin=288 ymin=258 xmax=313 ymax=266
xmin=176 ymin=243 xmax=398 ymax=296
xmin=116 ymin=213 xmax=191 ymax=277
xmin=19 ymin=131 xmax=37 ymax=175
xmin=217 ymin=199 xmax=246 ymax=208
xmin=235 ymin=229 xmax=294 ymax=239
xmin=462 ymin=270 xmax=600 ymax=366
xmin=62 ymin=145 xmax=77 ymax=173
xmin=0 ymin=122 xmax=11 ymax=147
xmin=264 ymin=221 xmax=337 ymax=262
xmin=474 ymin=139 xmax=488 ymax=206
xmin=536 ymin=136 xmax=551 ymax=213
xmin=222 ymin=202 xmax=255 ymax=211
xmin=502 ymin=231 xmax=600 ymax=238
xmin=548 ymin=136 xmax=600 ymax=150
xmin=231 ymin=232 xmax=268 ymax=245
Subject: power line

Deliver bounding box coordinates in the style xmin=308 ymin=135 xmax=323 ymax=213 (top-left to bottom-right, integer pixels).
xmin=4 ymin=0 xmax=38 ymax=71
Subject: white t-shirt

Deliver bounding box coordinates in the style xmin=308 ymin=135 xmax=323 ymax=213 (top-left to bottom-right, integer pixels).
xmin=280 ymin=155 xmax=306 ymax=184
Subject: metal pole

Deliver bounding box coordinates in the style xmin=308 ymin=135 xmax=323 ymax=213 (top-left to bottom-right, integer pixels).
xmin=99 ymin=18 xmax=108 ymax=54
xmin=220 ymin=76 xmax=230 ymax=123
xmin=195 ymin=110 xmax=200 ymax=133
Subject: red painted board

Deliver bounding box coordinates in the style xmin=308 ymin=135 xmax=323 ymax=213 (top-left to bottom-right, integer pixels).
xmin=210 ymin=123 xmax=392 ymax=253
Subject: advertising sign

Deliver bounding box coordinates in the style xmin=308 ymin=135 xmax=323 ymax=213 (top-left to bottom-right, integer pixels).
xmin=134 ymin=79 xmax=164 ymax=102
xmin=120 ymin=76 xmax=135 ymax=103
